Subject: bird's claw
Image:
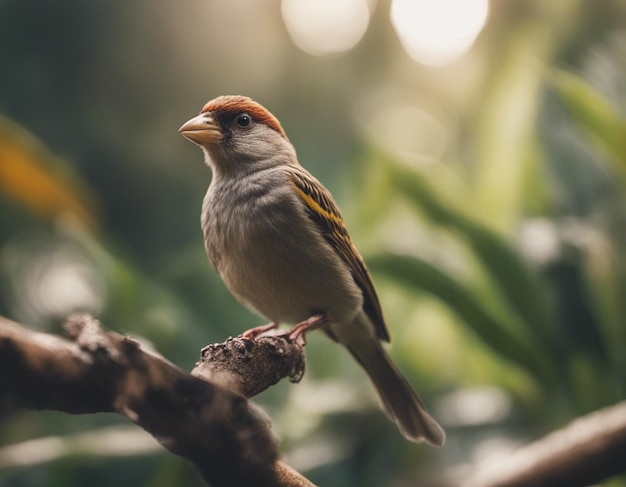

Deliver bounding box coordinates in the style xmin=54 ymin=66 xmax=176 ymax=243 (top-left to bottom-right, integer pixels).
xmin=241 ymin=322 xmax=278 ymax=341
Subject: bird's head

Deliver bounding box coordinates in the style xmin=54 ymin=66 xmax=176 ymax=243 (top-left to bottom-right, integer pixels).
xmin=179 ymin=95 xmax=297 ymax=176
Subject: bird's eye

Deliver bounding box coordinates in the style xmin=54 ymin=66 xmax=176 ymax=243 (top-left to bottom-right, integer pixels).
xmin=236 ymin=113 xmax=251 ymax=128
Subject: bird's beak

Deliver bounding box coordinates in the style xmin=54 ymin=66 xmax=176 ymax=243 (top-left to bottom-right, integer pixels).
xmin=179 ymin=113 xmax=222 ymax=145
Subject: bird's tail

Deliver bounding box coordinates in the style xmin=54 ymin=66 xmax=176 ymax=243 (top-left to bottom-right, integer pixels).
xmin=341 ymin=313 xmax=445 ymax=446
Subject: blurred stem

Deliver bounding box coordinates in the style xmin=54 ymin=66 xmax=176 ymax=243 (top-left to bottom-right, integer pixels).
xmin=473 ymin=22 xmax=552 ymax=231
xmin=579 ymin=251 xmax=626 ymax=401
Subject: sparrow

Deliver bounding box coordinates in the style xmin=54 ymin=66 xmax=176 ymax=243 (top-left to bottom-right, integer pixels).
xmin=179 ymin=95 xmax=445 ymax=446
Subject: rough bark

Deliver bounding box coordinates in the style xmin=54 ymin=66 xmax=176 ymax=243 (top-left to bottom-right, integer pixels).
xmin=0 ymin=313 xmax=313 ymax=487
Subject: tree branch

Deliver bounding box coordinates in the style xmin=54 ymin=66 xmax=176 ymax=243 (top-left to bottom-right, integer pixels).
xmin=194 ymin=333 xmax=305 ymax=398
xmin=466 ymin=401 xmax=626 ymax=487
xmin=0 ymin=314 xmax=314 ymax=487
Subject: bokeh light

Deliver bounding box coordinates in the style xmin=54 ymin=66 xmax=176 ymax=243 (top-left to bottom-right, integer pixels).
xmin=390 ymin=0 xmax=489 ymax=66
xmin=1 ymin=234 xmax=105 ymax=326
xmin=356 ymin=89 xmax=449 ymax=166
xmin=281 ymin=0 xmax=371 ymax=56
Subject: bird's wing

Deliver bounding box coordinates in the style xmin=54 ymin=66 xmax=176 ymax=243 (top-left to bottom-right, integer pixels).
xmin=287 ymin=167 xmax=389 ymax=342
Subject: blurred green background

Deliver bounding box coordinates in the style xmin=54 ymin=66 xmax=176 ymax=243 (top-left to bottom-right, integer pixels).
xmin=1 ymin=0 xmax=625 ymax=485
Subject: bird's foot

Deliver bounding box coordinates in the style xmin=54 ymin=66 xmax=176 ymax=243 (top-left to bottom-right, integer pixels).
xmin=279 ymin=313 xmax=330 ymax=346
xmin=241 ymin=322 xmax=278 ymax=340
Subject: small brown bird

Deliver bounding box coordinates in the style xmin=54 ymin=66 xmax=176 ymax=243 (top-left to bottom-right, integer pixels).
xmin=179 ymin=95 xmax=444 ymax=446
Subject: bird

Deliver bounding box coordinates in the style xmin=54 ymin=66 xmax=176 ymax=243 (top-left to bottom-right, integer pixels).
xmin=179 ymin=95 xmax=445 ymax=446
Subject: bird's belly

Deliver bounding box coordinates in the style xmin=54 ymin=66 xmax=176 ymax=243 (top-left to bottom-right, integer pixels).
xmin=211 ymin=210 xmax=362 ymax=325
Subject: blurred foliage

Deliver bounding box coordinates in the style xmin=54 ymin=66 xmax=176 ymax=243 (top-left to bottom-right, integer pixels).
xmin=0 ymin=117 xmax=99 ymax=230
xmin=1 ymin=0 xmax=625 ymax=486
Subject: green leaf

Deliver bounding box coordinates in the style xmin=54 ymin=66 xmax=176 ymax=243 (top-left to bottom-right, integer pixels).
xmin=387 ymin=164 xmax=559 ymax=355
xmin=551 ymin=69 xmax=626 ymax=173
xmin=368 ymin=254 xmax=554 ymax=384
xmin=472 ymin=24 xmax=549 ymax=230
xmin=369 ymin=253 xmax=556 ymax=385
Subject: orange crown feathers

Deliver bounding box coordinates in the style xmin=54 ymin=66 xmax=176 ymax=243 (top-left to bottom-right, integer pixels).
xmin=202 ymin=95 xmax=287 ymax=139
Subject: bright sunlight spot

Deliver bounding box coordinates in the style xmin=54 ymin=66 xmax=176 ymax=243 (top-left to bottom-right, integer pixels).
xmin=437 ymin=387 xmax=512 ymax=427
xmin=281 ymin=0 xmax=371 ymax=56
xmin=390 ymin=0 xmax=489 ymax=66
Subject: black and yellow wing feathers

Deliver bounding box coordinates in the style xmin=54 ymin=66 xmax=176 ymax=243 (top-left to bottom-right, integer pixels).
xmin=287 ymin=167 xmax=389 ymax=342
